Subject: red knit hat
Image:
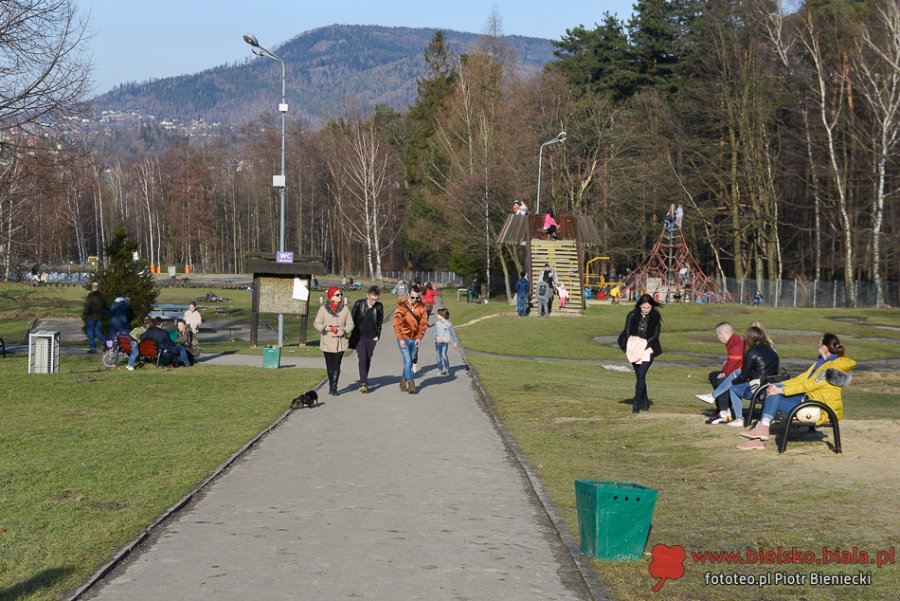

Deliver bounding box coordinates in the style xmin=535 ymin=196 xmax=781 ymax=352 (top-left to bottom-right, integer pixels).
xmin=327 ymin=285 xmax=341 ymax=299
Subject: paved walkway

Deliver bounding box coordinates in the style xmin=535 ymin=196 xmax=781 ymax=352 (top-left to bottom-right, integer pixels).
xmin=81 ymin=325 xmax=592 ymax=600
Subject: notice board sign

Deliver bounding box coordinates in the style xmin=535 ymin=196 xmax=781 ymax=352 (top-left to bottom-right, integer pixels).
xmin=258 ymin=276 xmax=309 ymax=315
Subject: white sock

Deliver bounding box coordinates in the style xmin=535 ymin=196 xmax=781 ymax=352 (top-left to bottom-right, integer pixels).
xmin=761 ymin=417 xmax=772 ymax=427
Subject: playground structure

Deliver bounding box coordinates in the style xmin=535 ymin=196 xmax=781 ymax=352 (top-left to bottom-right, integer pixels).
xmin=498 ymin=213 xmax=601 ymax=309
xmin=621 ymin=222 xmax=730 ymax=303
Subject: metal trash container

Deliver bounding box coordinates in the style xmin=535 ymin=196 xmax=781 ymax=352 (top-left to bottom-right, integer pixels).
xmin=263 ymin=346 xmax=281 ymax=369
xmin=28 ymin=330 xmax=60 ymax=374
xmin=575 ymin=480 xmax=657 ymax=560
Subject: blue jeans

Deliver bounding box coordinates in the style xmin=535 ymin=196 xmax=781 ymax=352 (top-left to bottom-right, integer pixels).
xmin=761 ymin=385 xmax=805 ymax=421
xmin=127 ymin=338 xmax=140 ymax=367
xmin=711 ymin=370 xmax=740 ymax=397
xmin=516 ymin=294 xmax=528 ymax=317
xmin=398 ymin=338 xmax=416 ymax=381
xmin=173 ymin=344 xmax=191 ymax=367
xmin=435 ymin=342 xmax=450 ymax=372
xmin=729 ymin=381 xmax=753 ymax=420
xmin=86 ymin=320 xmax=106 ymax=351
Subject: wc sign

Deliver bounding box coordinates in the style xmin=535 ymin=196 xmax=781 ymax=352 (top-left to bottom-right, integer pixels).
xmin=275 ymin=251 xmax=294 ymax=264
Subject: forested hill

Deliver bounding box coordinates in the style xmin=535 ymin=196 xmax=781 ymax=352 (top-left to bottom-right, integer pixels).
xmin=90 ymin=24 xmax=556 ymax=125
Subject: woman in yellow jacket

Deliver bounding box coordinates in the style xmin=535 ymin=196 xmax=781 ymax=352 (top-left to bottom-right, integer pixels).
xmin=737 ymin=333 xmax=856 ymax=449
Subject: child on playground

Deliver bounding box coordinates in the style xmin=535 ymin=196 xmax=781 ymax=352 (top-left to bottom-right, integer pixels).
xmin=557 ymin=282 xmax=569 ymax=308
xmin=433 ymin=308 xmax=460 ymax=376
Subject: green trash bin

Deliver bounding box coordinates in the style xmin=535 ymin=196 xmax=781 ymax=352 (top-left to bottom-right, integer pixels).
xmin=262 ymin=346 xmax=281 ymax=369
xmin=575 ymin=480 xmax=657 ymax=560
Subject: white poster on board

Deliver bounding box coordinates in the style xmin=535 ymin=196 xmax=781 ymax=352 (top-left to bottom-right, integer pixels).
xmin=292 ymin=277 xmax=310 ymax=301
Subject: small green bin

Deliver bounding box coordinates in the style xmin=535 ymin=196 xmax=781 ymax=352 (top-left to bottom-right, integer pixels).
xmin=575 ymin=480 xmax=657 ymax=560
xmin=262 ymin=346 xmax=281 ymax=369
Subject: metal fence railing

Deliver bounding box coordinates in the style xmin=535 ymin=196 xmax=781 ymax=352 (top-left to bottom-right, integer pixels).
xmin=723 ymin=277 xmax=898 ymax=309
xmin=381 ymin=271 xmax=461 ymax=287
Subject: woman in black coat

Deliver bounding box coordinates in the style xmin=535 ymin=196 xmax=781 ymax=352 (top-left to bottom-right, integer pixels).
xmin=618 ymin=294 xmax=663 ymax=413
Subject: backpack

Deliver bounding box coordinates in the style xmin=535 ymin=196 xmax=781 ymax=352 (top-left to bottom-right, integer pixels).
xmin=537 ymin=281 xmax=549 ymax=297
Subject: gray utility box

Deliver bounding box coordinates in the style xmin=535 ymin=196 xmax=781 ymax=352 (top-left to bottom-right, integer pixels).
xmin=28 ymin=330 xmax=60 ymax=374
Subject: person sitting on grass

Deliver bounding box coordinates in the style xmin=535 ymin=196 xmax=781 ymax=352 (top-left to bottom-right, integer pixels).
xmin=737 ymin=333 xmax=856 ymax=450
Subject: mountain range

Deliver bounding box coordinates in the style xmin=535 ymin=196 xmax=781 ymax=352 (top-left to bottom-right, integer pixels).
xmin=90 ymin=25 xmax=557 ymax=126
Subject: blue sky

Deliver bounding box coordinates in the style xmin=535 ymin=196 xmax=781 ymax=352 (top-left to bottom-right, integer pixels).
xmin=78 ymin=0 xmax=635 ymax=94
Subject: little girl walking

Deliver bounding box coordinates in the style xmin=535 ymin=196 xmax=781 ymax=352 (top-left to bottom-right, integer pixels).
xmin=433 ymin=308 xmax=460 ymax=376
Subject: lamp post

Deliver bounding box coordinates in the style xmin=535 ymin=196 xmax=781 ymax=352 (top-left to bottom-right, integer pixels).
xmin=244 ymin=33 xmax=287 ymax=347
xmin=535 ymin=131 xmax=567 ymax=215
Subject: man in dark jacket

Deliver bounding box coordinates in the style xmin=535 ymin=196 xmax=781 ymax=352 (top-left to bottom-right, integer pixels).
xmin=350 ymin=285 xmax=384 ymax=394
xmin=82 ymin=282 xmax=108 ymax=353
xmin=140 ymin=318 xmax=191 ymax=367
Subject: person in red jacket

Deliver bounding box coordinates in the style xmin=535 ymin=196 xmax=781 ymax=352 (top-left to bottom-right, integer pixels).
xmin=696 ymin=322 xmax=743 ymax=417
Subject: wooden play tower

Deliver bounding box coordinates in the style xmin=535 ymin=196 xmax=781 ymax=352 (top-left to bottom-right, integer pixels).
xmin=621 ymin=223 xmax=730 ymax=303
xmin=497 ymin=214 xmax=601 ymax=309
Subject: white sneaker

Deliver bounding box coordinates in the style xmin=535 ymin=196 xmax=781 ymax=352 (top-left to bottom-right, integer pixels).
xmin=126 ymin=365 xmax=135 ymax=371
xmin=696 ymin=393 xmax=715 ymax=404
xmin=726 ymin=419 xmax=745 ymax=427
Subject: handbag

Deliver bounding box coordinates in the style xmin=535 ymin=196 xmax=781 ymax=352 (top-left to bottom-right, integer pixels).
xmin=617 ymin=330 xmax=628 ymax=351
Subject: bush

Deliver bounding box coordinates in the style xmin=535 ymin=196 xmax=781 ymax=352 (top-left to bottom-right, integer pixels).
xmin=86 ymin=228 xmax=159 ymax=327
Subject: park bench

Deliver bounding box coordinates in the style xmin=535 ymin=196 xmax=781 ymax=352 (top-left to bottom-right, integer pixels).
xmin=744 ymin=371 xmax=848 ymax=455
xmin=778 ymin=401 xmax=842 ymax=455
xmin=102 ymin=335 xmax=172 ymax=369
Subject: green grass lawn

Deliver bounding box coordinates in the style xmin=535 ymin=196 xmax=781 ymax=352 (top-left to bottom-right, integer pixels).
xmin=463 ymin=301 xmax=900 ymax=600
xmin=0 ymin=352 xmax=323 ymax=601
xmin=3 ymin=283 xmax=897 ymax=600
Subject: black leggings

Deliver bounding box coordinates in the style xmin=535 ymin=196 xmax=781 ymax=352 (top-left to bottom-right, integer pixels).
xmin=324 ymin=351 xmax=343 ymax=377
xmin=632 ymin=358 xmax=654 ymax=410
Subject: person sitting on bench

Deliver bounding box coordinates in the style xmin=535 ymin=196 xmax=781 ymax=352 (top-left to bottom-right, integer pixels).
xmin=713 ymin=325 xmax=779 ymax=428
xmin=140 ymin=317 xmax=191 ymax=367
xmin=126 ymin=317 xmax=153 ymax=371
xmin=737 ymin=333 xmax=856 ymax=450
xmin=175 ymin=319 xmax=200 ymax=366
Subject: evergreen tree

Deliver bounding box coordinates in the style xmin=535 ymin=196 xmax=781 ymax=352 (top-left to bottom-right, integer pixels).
xmin=399 ymin=31 xmax=458 ymax=269
xmin=550 ymin=13 xmax=636 ymax=100
xmin=88 ymin=228 xmax=159 ymax=327
xmin=628 ymin=0 xmax=699 ymax=96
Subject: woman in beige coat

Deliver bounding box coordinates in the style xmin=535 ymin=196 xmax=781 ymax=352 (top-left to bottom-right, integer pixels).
xmin=314 ymin=286 xmax=354 ymax=395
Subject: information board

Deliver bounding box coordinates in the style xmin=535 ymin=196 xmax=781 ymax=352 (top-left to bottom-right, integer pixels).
xmin=258 ymin=276 xmax=310 ymax=315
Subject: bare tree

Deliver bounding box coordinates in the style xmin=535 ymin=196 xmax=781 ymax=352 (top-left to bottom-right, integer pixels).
xmin=333 ymin=117 xmax=400 ymax=280
xmin=797 ymin=7 xmax=857 ymax=305
xmin=853 ymin=0 xmax=900 ymax=307
xmin=0 ymin=0 xmax=90 ymax=132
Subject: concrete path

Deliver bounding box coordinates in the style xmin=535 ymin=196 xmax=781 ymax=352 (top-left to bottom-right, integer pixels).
xmin=81 ymin=325 xmax=591 ymax=600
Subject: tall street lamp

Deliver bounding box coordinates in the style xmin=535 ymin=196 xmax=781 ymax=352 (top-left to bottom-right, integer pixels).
xmin=244 ymin=33 xmax=287 ymax=347
xmin=536 ymin=131 xmax=567 ymax=215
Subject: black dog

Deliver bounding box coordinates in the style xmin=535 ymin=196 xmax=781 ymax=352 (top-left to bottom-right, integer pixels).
xmin=291 ymin=390 xmax=318 ymax=409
